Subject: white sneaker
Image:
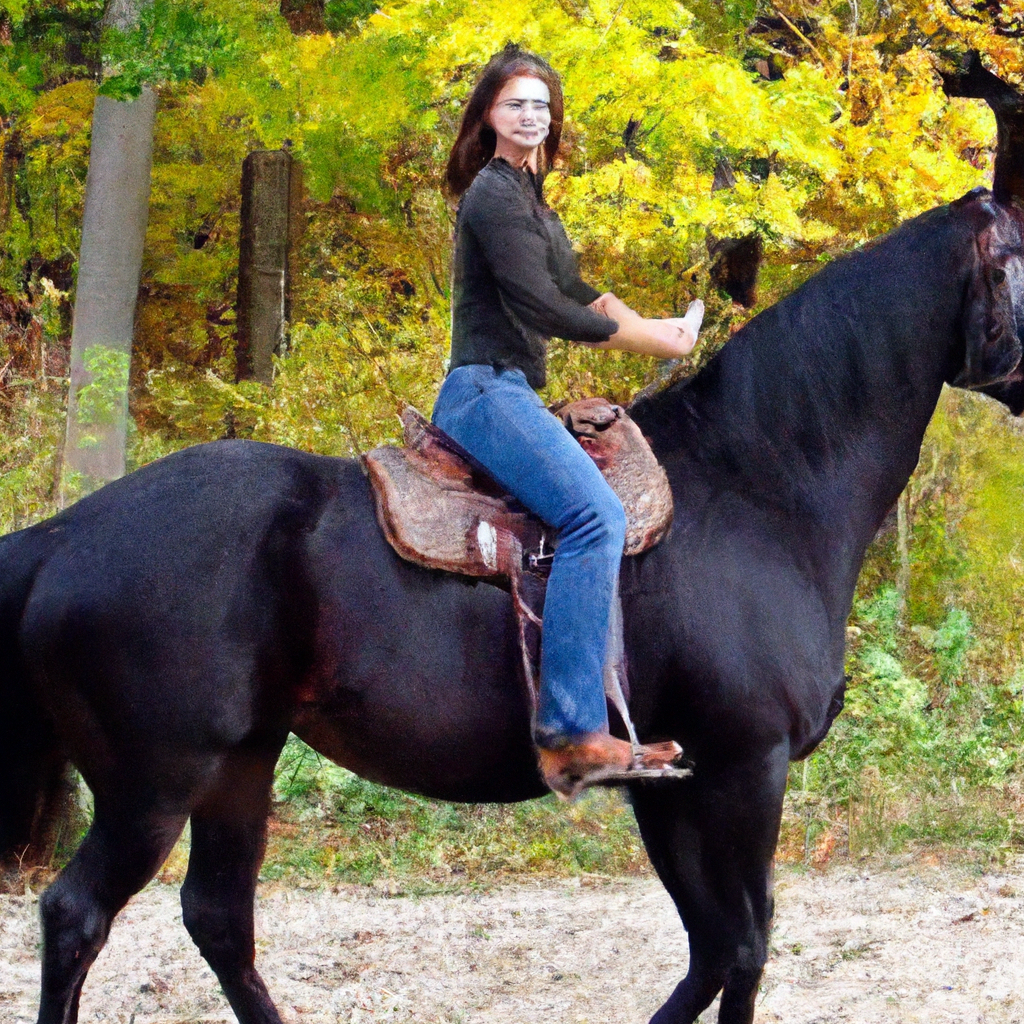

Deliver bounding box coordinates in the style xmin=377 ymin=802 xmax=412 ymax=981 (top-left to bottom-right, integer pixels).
xmin=682 ymin=298 xmax=705 ymax=340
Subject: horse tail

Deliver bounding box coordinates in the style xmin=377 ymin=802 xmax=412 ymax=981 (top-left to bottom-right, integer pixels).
xmin=0 ymin=526 xmax=68 ymax=867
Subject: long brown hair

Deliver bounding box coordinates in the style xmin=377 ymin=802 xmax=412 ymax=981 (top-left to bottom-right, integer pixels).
xmin=445 ymin=44 xmax=564 ymax=197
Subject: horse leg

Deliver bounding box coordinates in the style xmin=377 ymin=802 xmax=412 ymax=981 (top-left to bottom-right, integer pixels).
xmin=180 ymin=734 xmax=286 ymax=1024
xmin=631 ymin=741 xmax=790 ymax=1024
xmin=36 ymin=803 xmax=187 ymax=1024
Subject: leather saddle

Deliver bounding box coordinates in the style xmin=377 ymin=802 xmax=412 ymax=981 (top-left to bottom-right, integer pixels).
xmin=364 ymin=398 xmax=673 ymax=579
xmin=363 ymin=399 xmax=686 ymax=780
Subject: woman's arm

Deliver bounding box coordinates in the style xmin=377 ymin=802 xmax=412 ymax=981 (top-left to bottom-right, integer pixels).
xmin=588 ymin=293 xmax=703 ymax=359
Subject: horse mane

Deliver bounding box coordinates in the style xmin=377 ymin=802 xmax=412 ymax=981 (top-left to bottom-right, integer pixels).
xmin=630 ymin=199 xmax=979 ymax=506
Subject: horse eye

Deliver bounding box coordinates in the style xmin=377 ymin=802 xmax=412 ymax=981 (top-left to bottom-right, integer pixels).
xmin=992 ymin=268 xmax=1007 ymax=285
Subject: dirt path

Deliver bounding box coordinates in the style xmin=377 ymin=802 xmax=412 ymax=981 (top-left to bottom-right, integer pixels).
xmin=2 ymin=863 xmax=1022 ymax=1023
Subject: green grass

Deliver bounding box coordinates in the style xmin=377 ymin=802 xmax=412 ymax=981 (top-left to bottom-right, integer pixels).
xmin=778 ymin=778 xmax=1024 ymax=868
xmin=12 ymin=734 xmax=1023 ymax=899
xmin=257 ymin=736 xmax=650 ymax=890
xmin=256 ymin=735 xmax=1024 ymax=890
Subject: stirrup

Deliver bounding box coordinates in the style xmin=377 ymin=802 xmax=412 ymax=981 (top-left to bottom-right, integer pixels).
xmin=557 ymin=760 xmax=694 ymax=800
xmin=547 ymin=743 xmax=693 ymax=801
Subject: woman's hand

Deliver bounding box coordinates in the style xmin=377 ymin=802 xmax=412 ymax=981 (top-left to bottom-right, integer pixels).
xmin=589 ymin=293 xmax=703 ymax=359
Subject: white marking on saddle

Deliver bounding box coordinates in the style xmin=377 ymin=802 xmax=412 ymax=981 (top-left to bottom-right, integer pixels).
xmin=477 ymin=520 xmax=498 ymax=570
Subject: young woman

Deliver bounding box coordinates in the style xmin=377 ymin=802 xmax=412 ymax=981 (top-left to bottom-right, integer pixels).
xmin=433 ymin=45 xmax=704 ymax=797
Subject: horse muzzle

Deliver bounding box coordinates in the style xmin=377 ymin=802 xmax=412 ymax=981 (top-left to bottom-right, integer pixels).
xmin=954 ymin=328 xmax=1023 ymax=389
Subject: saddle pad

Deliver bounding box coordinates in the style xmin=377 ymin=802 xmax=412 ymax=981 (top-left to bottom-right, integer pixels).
xmin=557 ymin=398 xmax=674 ymax=555
xmin=363 ymin=401 xmax=673 ymax=579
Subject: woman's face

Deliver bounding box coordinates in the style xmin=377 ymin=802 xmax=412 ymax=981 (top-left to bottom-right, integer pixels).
xmin=488 ymin=75 xmax=551 ymax=166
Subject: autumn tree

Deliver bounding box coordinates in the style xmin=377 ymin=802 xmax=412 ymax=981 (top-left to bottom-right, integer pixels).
xmin=61 ymin=0 xmax=155 ymax=501
xmin=60 ymin=0 xmax=237 ymax=498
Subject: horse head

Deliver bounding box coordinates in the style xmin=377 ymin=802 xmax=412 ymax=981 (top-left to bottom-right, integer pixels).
xmin=970 ymin=213 xmax=1024 ymax=413
xmin=949 ymin=192 xmax=1024 ymax=390
xmin=943 ymin=53 xmax=1024 ymax=409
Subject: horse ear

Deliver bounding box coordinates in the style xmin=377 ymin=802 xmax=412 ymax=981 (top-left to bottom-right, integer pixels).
xmin=953 ymin=227 xmax=1023 ymax=389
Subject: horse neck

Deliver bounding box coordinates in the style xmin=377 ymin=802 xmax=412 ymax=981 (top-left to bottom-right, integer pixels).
xmin=636 ymin=207 xmax=973 ymax=551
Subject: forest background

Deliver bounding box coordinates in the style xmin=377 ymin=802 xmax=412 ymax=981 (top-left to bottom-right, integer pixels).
xmin=1 ymin=0 xmax=1023 ymax=883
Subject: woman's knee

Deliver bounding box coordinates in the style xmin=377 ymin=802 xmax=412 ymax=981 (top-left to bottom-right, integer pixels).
xmin=563 ymin=490 xmax=626 ymax=553
xmin=599 ymin=494 xmax=628 ymax=550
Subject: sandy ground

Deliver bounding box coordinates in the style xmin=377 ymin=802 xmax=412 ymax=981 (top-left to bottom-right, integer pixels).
xmin=2 ymin=863 xmax=1023 ymax=1024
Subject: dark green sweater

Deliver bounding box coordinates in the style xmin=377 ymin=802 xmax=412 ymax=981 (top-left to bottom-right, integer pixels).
xmin=449 ymin=158 xmax=619 ymax=389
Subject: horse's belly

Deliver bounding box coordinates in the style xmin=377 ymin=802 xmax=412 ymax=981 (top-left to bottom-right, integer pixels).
xmin=290 ymin=702 xmax=546 ymax=804
xmin=291 ymin=584 xmax=547 ymax=804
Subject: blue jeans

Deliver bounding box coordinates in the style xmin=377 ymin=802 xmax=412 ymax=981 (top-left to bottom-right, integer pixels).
xmin=432 ymin=364 xmax=626 ymax=745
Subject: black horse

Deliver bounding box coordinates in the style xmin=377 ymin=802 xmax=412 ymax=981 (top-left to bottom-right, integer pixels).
xmin=2 ymin=177 xmax=1024 ymax=1023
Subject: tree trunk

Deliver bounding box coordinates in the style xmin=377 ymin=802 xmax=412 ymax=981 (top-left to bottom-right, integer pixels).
xmin=236 ymin=149 xmax=302 ymax=384
xmin=281 ymin=0 xmax=326 ymax=33
xmin=61 ymin=0 xmax=154 ymax=504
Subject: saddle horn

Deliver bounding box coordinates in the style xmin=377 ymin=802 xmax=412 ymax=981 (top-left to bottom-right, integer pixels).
xmin=940 ymin=51 xmax=1024 ymax=206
